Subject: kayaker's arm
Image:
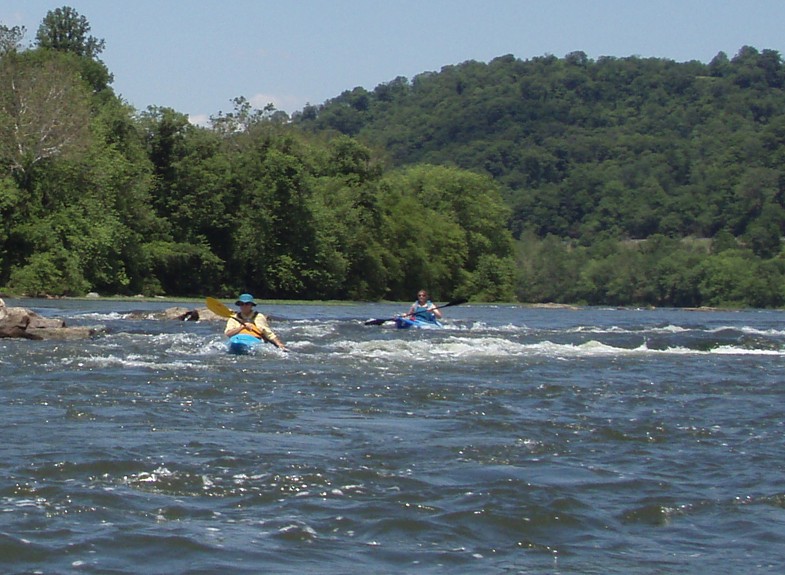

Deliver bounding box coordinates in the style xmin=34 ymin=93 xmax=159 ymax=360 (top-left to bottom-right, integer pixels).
xmin=251 ymin=314 xmax=289 ymax=352
xmin=225 ymin=323 xmax=253 ymax=337
xmin=266 ymin=335 xmax=288 ymax=351
xmin=224 ymin=315 xmax=263 ymax=338
xmin=408 ymin=303 xmax=442 ymax=320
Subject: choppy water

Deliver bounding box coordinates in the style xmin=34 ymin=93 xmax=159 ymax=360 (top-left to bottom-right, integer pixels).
xmin=2 ymin=298 xmax=785 ymax=574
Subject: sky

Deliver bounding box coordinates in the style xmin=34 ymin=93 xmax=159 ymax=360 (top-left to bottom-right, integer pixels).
xmin=4 ymin=1 xmax=785 ymax=125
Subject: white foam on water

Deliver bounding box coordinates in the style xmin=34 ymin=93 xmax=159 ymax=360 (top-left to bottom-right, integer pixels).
xmin=59 ymin=353 xmax=210 ymax=371
xmin=337 ymin=335 xmax=785 ymax=361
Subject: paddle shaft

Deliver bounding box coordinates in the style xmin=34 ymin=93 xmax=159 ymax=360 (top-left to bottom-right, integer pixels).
xmin=409 ymin=298 xmax=467 ymax=319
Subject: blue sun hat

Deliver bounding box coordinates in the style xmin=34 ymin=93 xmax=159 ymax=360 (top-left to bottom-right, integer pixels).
xmin=235 ymin=293 xmax=256 ymax=306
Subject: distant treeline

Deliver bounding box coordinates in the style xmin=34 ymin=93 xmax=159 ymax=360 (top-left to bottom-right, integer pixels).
xmin=294 ymin=47 xmax=785 ymax=307
xmin=0 ymin=8 xmax=513 ymax=302
xmin=2 ymin=8 xmax=785 ymax=307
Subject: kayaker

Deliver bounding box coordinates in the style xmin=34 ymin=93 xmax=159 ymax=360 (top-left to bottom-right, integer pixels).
xmin=224 ymin=293 xmax=287 ymax=351
xmin=407 ymin=290 xmax=443 ymax=322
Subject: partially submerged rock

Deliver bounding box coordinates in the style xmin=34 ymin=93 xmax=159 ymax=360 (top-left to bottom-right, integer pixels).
xmin=0 ymin=299 xmax=227 ymax=341
xmin=125 ymin=307 xmax=222 ymax=321
xmin=33 ymin=326 xmax=104 ymax=340
xmin=0 ymin=298 xmax=105 ymax=340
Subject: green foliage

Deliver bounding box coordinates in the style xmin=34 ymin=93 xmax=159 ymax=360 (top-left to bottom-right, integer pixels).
xmin=0 ymin=24 xmax=26 ymax=54
xmin=515 ymin=232 xmax=785 ymax=308
xmin=4 ymin=11 xmax=785 ymax=307
xmin=0 ymin=49 xmax=92 ymax=176
xmin=8 ymin=249 xmax=89 ymax=297
xmin=515 ymin=233 xmax=580 ymax=303
xmin=140 ymin=106 xmax=231 ymax=248
xmin=144 ymin=240 xmax=224 ymax=296
xmin=307 ymin=140 xmax=391 ymax=300
xmin=375 ymin=165 xmax=515 ymax=300
xmin=35 ymin=6 xmax=105 ymax=59
xmin=33 ymin=6 xmax=112 ymax=93
xmin=463 ymin=254 xmax=516 ymax=301
xmin=294 ymin=47 xmax=785 ymax=246
xmin=286 ymin=46 xmax=785 ymax=307
xmin=0 ymin=175 xmax=21 ymax=235
xmin=696 ymin=250 xmax=785 ymax=308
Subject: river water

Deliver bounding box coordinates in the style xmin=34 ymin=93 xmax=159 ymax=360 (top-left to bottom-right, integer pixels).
xmin=1 ymin=298 xmax=784 ymax=574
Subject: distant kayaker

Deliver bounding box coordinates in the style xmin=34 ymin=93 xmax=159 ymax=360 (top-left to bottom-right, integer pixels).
xmin=407 ymin=290 xmax=443 ymax=322
xmin=224 ymin=293 xmax=287 ymax=351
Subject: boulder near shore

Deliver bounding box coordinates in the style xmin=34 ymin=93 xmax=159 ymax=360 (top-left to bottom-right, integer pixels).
xmin=0 ymin=298 xmax=104 ymax=340
xmin=0 ymin=299 xmax=224 ymax=340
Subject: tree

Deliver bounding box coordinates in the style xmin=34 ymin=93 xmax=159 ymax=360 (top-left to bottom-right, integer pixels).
xmin=0 ymin=50 xmax=91 ymax=179
xmin=697 ymin=250 xmax=776 ymax=307
xmin=516 ymin=233 xmax=584 ymax=303
xmin=35 ymin=6 xmax=105 ymax=59
xmin=377 ymin=165 xmax=515 ymax=301
xmin=0 ymin=24 xmax=26 ymax=55
xmin=0 ymin=176 xmax=22 ymax=281
xmin=309 ymin=136 xmax=390 ymax=299
xmin=7 ymin=248 xmax=88 ymax=297
xmin=34 ymin=7 xmax=113 ymax=93
xmin=210 ymin=96 xmax=277 ymax=135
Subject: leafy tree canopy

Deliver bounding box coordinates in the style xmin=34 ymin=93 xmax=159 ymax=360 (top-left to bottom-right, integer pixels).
xmin=35 ymin=6 xmax=105 ymax=59
xmin=3 ymin=8 xmax=785 ymax=307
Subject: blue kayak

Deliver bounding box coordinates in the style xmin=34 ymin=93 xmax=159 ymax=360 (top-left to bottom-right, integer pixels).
xmin=394 ymin=316 xmax=443 ymax=329
xmin=227 ymin=334 xmax=262 ymax=355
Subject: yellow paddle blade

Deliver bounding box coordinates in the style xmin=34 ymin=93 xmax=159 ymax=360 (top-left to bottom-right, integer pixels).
xmin=205 ymin=297 xmax=233 ymax=318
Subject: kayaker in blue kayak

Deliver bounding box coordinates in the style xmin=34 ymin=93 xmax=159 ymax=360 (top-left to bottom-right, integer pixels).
xmin=224 ymin=293 xmax=287 ymax=351
xmin=406 ymin=290 xmax=443 ymax=323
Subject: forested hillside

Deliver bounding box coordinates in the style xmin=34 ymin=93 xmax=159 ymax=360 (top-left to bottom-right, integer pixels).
xmin=293 ymin=48 xmax=785 ymax=306
xmin=0 ymin=8 xmax=514 ymax=303
xmin=3 ymin=6 xmax=785 ymax=307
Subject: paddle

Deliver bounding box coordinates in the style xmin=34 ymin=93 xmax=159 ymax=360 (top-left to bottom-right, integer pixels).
xmin=205 ymin=297 xmax=265 ymax=339
xmin=364 ymin=298 xmax=468 ymax=326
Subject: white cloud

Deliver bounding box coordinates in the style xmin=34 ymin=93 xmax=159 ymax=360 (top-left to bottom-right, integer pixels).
xmin=187 ymin=113 xmax=211 ymax=127
xmin=185 ymin=93 xmax=309 ymax=127
xmin=249 ymin=93 xmax=308 ymax=115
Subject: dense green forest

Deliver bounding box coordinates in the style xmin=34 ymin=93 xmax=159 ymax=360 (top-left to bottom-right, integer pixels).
xmin=0 ymin=8 xmax=513 ymax=303
xmin=2 ymin=7 xmax=785 ymax=307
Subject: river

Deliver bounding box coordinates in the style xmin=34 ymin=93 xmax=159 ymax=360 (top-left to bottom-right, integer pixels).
xmin=1 ymin=298 xmax=784 ymax=574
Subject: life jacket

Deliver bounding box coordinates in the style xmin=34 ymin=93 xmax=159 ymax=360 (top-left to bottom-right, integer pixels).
xmin=234 ymin=311 xmax=262 ymax=338
xmin=411 ymin=301 xmax=437 ymax=322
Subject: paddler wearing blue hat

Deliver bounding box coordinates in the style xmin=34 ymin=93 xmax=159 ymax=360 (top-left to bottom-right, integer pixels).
xmin=224 ymin=293 xmax=287 ymax=351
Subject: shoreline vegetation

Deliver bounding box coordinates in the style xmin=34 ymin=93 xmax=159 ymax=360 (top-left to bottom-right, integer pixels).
xmin=0 ymin=291 xmax=736 ymax=312
xmin=3 ymin=10 xmax=785 ymax=308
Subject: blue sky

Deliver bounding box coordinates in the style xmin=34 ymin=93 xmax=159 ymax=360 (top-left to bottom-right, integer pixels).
xmin=4 ymin=1 xmax=785 ymax=125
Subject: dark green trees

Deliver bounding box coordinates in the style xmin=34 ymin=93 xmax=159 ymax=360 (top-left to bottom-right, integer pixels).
xmin=4 ymin=6 xmax=785 ymax=306
xmin=0 ymin=8 xmax=158 ymax=296
xmin=294 ymin=47 xmax=785 ymax=307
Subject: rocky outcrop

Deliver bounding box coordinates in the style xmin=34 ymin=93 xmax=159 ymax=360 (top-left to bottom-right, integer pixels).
xmin=0 ymin=299 xmax=228 ymax=340
xmin=0 ymin=298 xmax=105 ymax=340
xmin=125 ymin=307 xmax=222 ymax=321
